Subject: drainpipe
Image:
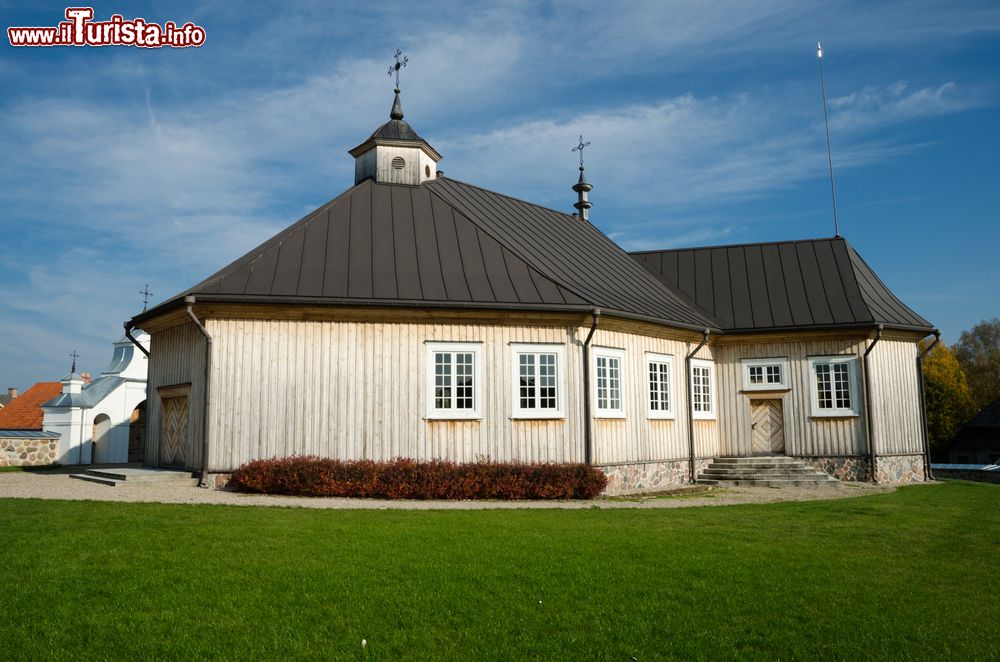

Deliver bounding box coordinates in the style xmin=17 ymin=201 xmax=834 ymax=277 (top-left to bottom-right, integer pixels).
xmin=185 ymin=296 xmax=212 ymax=488
xmin=124 ymin=320 xmax=150 ymax=357
xmin=686 ymin=328 xmax=712 ymax=484
xmin=862 ymin=324 xmax=883 ymax=483
xmin=917 ymin=329 xmax=941 ymax=481
xmin=581 ymin=308 xmax=601 ymax=465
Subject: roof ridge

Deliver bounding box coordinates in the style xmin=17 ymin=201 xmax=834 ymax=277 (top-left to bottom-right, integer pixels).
xmin=427 ymin=178 xmax=720 ymax=330
xmin=844 ymin=241 xmax=932 ymax=328
xmin=454 ymin=203 xmax=597 ymax=309
xmin=432 ymin=175 xmax=579 ymax=222
xmin=631 ymin=236 xmax=844 ymax=255
xmin=633 ymin=252 xmax=723 ymax=327
xmin=425 ymin=180 xmax=603 ymax=311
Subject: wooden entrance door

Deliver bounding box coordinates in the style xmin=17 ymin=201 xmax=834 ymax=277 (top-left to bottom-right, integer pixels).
xmin=160 ymin=396 xmax=189 ymax=467
xmin=750 ymin=399 xmax=785 ymax=455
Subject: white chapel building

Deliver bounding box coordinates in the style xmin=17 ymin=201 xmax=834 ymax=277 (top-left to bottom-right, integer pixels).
xmin=42 ymin=332 xmax=150 ymax=464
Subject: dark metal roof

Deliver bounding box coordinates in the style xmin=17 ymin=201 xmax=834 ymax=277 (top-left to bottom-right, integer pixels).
xmin=630 ymin=238 xmax=932 ymax=333
xmin=426 ymin=178 xmax=717 ymax=329
xmin=133 ymin=178 xmax=717 ymax=330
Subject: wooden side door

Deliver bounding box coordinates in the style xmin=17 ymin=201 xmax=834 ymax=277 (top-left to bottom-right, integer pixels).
xmin=750 ymin=399 xmax=785 ymax=455
xmin=160 ymin=395 xmax=189 ymax=467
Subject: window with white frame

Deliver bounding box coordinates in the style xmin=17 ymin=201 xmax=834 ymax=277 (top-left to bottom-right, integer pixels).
xmin=645 ymin=353 xmax=675 ymax=419
xmin=511 ymin=344 xmax=565 ymax=419
xmin=809 ymin=356 xmax=859 ymax=417
xmin=690 ymin=358 xmax=716 ymax=420
xmin=426 ymin=342 xmax=481 ymax=419
xmin=742 ymin=357 xmax=790 ymax=391
xmin=593 ymin=348 xmax=625 ymax=418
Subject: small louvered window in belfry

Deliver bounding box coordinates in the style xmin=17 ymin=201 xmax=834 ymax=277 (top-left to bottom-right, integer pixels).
xmin=391 ymin=156 xmax=405 ymax=170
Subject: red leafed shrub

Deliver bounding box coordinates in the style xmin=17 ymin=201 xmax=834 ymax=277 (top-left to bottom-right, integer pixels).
xmin=229 ymin=456 xmax=608 ymax=500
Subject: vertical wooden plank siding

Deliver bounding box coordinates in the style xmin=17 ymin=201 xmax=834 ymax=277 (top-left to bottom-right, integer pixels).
xmin=868 ymin=339 xmax=924 ymax=455
xmin=589 ymin=329 xmax=703 ymax=464
xmin=202 ymin=320 xmax=723 ymax=471
xmin=151 ymin=318 xmax=925 ymax=472
xmin=145 ymin=322 xmax=205 ymax=470
xmin=714 ymin=338 xmax=870 ymax=457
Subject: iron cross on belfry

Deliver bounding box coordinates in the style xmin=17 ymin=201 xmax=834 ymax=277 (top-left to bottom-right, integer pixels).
xmin=572 ymin=135 xmax=591 ymax=168
xmin=70 ymin=350 xmax=79 ymax=373
xmin=139 ymin=284 xmax=153 ymax=312
xmin=388 ymin=49 xmax=408 ymax=89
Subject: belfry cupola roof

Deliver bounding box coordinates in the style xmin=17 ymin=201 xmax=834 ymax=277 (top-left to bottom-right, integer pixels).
xmin=363 ymin=88 xmax=426 ymax=143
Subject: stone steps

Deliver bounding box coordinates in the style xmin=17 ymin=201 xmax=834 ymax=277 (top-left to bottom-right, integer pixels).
xmin=69 ymin=467 xmax=198 ymax=487
xmin=697 ymin=456 xmax=839 ymax=488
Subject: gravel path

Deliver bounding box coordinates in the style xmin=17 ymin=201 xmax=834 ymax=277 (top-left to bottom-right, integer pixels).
xmin=0 ymin=470 xmax=907 ymax=510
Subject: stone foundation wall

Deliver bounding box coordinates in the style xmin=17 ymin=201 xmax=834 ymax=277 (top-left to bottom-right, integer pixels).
xmin=0 ymin=436 xmax=59 ymax=467
xmin=799 ymin=456 xmax=870 ymax=482
xmin=799 ymin=454 xmax=927 ymax=483
xmin=600 ymin=459 xmax=712 ymax=496
xmin=876 ymin=454 xmax=926 ymax=484
xmin=209 ymin=473 xmax=232 ymax=489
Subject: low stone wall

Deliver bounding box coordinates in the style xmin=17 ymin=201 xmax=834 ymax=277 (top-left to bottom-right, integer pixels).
xmin=876 ymin=454 xmax=926 ymax=484
xmin=0 ymin=436 xmax=59 ymax=467
xmin=599 ymin=458 xmax=712 ymax=496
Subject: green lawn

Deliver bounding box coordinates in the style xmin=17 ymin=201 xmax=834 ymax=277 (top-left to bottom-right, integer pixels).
xmin=1 ymin=482 xmax=997 ymax=660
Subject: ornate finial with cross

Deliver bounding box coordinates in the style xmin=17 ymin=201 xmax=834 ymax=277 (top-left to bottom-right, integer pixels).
xmin=572 ymin=134 xmax=591 ymax=168
xmin=70 ymin=350 xmax=79 ymax=374
xmin=387 ymin=49 xmax=408 ymax=90
xmin=139 ymin=284 xmax=153 ymax=312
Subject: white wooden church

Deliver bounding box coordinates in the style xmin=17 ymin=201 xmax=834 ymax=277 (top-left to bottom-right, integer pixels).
xmin=127 ymin=72 xmax=937 ymax=493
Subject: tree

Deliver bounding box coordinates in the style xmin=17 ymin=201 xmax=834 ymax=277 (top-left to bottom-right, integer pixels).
xmin=921 ymin=340 xmax=977 ymax=460
xmin=953 ymin=318 xmax=1000 ymax=408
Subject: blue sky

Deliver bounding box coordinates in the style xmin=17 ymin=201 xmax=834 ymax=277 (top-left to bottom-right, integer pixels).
xmin=1 ymin=0 xmax=998 ymax=389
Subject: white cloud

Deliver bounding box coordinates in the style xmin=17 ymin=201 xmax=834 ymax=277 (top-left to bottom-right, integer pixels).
xmin=829 ymin=81 xmax=991 ymax=132
xmin=0 ymin=0 xmax=996 ymax=388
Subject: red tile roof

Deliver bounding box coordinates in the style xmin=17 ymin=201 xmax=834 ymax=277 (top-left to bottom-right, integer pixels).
xmin=0 ymin=382 xmax=62 ymax=430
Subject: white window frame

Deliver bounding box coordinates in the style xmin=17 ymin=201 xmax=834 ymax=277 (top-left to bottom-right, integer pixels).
xmin=510 ymin=343 xmax=566 ymax=419
xmin=690 ymin=358 xmax=716 ymax=420
xmin=645 ymin=352 xmax=675 ymax=420
xmin=741 ymin=357 xmax=790 ymax=391
xmin=593 ymin=347 xmax=626 ymax=419
xmin=425 ymin=342 xmax=482 ymax=420
xmin=808 ymin=355 xmax=860 ymax=418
